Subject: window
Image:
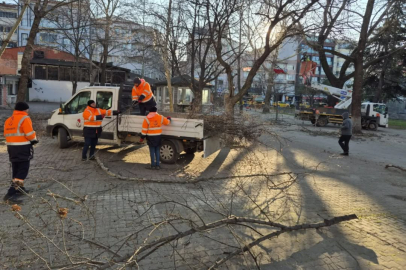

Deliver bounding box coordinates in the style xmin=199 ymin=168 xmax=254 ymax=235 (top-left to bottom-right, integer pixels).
xmin=0 ymin=26 xmax=12 ymax=32
xmin=0 ymin=11 xmax=17 ymax=18
xmin=96 ymin=91 xmax=113 ymax=110
xmin=164 ymin=87 xmax=170 ymax=104
xmin=202 ymin=89 xmax=209 ymax=104
xmin=7 ymin=84 xmax=16 ymax=95
xmin=287 ymin=74 xmax=295 ymax=81
xmin=39 ymin=33 xmax=57 ymax=43
xmin=156 ymin=88 xmax=162 ymax=103
xmin=218 ymin=80 xmax=223 ymax=86
xmin=324 ymin=46 xmax=333 ymax=51
xmin=177 ymin=88 xmax=193 ymax=104
xmin=60 ymin=67 xmax=71 ymax=81
xmin=326 ymin=58 xmax=333 ymax=65
xmin=34 ymin=66 xmax=47 ymax=80
xmin=48 ymin=66 xmax=58 ymax=80
xmin=64 ymin=91 xmax=91 ymax=114
xmin=21 ymin=33 xmax=28 ymax=46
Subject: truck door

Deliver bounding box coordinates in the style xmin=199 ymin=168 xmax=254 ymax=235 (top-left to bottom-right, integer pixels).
xmin=62 ymin=91 xmax=91 ymax=137
xmin=96 ymin=90 xmax=116 ymax=140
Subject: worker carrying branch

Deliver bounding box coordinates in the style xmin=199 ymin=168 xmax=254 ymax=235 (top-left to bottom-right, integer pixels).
xmin=132 ymin=77 xmax=157 ymax=116
xmin=3 ymin=102 xmax=38 ymax=200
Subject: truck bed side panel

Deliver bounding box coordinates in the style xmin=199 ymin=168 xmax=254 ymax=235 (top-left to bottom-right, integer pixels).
xmin=118 ymin=115 xmax=204 ymax=140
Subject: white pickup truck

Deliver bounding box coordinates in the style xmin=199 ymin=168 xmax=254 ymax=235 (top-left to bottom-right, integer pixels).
xmin=46 ymin=86 xmax=220 ymax=163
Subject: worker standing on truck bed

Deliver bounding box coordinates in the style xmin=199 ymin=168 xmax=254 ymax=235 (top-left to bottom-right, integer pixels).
xmin=132 ymin=77 xmax=157 ymax=116
xmin=82 ymin=100 xmax=118 ymax=161
xmin=3 ymin=102 xmax=38 ymax=200
xmin=338 ymin=112 xmax=352 ymax=156
xmin=140 ymin=107 xmax=171 ymax=170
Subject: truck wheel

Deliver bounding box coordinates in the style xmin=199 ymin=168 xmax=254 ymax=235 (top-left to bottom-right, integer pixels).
xmin=368 ymin=122 xmax=378 ymax=131
xmin=316 ymin=116 xmax=328 ymax=127
xmin=58 ymin=127 xmax=69 ymax=149
xmin=160 ymin=141 xmax=179 ymax=164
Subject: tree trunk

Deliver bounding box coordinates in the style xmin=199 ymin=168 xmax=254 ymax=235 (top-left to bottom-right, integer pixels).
xmin=72 ymin=51 xmax=79 ymax=95
xmin=100 ymin=21 xmax=110 ymax=86
xmin=351 ymin=0 xmax=375 ymax=134
xmin=17 ymin=14 xmax=42 ymax=102
xmin=351 ymin=58 xmax=364 ymax=133
xmin=263 ymin=83 xmax=272 ymax=113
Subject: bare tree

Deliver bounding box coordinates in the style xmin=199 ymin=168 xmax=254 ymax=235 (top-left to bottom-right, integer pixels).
xmin=205 ymin=0 xmax=320 ymax=116
xmin=304 ymin=0 xmax=406 ymax=132
xmin=45 ymin=0 xmax=93 ymax=95
xmin=17 ymin=0 xmax=79 ymax=102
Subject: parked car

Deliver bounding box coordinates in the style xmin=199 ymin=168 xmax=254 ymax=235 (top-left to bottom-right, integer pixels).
xmin=274 ymin=102 xmax=290 ymax=108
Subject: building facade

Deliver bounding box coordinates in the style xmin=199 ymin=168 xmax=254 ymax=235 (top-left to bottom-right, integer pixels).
xmin=0 ymin=2 xmax=18 ymax=48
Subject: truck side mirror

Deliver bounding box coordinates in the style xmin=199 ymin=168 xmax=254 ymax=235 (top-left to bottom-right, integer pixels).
xmin=385 ymin=107 xmax=388 ymax=114
xmin=59 ymin=103 xmax=64 ymax=114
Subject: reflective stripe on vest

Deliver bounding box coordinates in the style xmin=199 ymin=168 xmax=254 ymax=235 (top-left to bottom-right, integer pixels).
xmin=84 ymin=108 xmax=103 ymax=127
xmin=141 ymin=115 xmax=163 ymax=136
xmin=5 ymin=114 xmax=36 ymax=146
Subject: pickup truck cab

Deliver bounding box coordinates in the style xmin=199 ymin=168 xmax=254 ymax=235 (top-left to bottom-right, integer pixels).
xmin=46 ymin=85 xmax=219 ymax=163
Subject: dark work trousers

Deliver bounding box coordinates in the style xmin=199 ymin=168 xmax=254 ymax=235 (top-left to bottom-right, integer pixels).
xmin=139 ymin=98 xmax=157 ymax=116
xmin=82 ymin=137 xmax=99 ymax=159
xmin=148 ymin=145 xmax=160 ymax=167
xmin=338 ymin=135 xmax=352 ymax=153
xmin=11 ymin=161 xmax=30 ymax=182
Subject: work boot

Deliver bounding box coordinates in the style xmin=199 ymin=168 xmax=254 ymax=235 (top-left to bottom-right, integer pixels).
xmin=340 ymin=152 xmax=349 ymax=156
xmin=146 ymin=165 xmax=155 ymax=170
xmin=82 ymin=158 xmax=87 ymax=161
xmin=89 ymin=156 xmax=96 ymax=161
xmin=155 ymin=166 xmax=161 ymax=170
xmin=16 ymin=186 xmax=30 ymax=194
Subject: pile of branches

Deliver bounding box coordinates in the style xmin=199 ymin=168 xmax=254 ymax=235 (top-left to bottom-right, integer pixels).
xmin=202 ymin=114 xmax=265 ymax=146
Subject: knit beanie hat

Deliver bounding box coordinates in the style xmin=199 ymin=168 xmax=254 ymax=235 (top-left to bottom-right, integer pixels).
xmin=15 ymin=102 xmax=29 ymax=111
xmin=149 ymin=107 xmax=157 ymax=112
xmin=133 ymin=77 xmax=141 ymax=85
xmin=87 ymin=100 xmax=95 ymax=106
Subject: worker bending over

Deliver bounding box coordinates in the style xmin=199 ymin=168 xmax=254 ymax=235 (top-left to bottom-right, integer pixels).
xmin=132 ymin=77 xmax=157 ymax=116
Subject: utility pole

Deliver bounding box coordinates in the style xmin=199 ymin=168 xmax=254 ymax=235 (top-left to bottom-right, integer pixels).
xmin=237 ymin=9 xmax=243 ymax=112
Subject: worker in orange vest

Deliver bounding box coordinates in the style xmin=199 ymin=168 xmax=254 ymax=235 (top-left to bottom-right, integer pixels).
xmin=3 ymin=102 xmax=38 ymax=199
xmin=132 ymin=77 xmax=157 ymax=116
xmin=82 ymin=100 xmax=119 ymax=161
xmin=139 ymin=107 xmax=171 ymax=169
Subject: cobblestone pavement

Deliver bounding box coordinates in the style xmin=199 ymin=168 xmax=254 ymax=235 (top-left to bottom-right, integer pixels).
xmin=0 ymin=114 xmax=406 ymax=269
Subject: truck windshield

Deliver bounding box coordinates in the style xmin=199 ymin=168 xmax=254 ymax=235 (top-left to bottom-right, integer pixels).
xmin=373 ymin=104 xmax=386 ymax=114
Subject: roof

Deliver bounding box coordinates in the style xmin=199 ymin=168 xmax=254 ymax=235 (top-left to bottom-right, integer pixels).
xmin=128 ymin=73 xmax=158 ymax=85
xmin=30 ymin=58 xmax=90 ymax=67
xmin=155 ymin=75 xmax=211 ymax=87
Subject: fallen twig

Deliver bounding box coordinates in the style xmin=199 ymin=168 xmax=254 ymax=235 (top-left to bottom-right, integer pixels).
xmin=385 ymin=164 xmax=406 ymax=172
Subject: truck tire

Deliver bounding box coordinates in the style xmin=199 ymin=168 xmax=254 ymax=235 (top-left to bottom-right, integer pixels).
xmin=368 ymin=121 xmax=378 ymax=131
xmin=160 ymin=140 xmax=179 ymax=164
xmin=58 ymin=127 xmax=69 ymax=149
xmin=316 ymin=116 xmax=328 ymax=127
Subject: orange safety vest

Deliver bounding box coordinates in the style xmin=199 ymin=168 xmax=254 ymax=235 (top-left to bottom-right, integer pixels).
xmin=83 ymin=106 xmax=112 ymax=128
xmin=132 ymin=79 xmax=153 ymax=103
xmin=4 ymin=111 xmax=36 ymax=146
xmin=141 ymin=113 xmax=170 ymax=137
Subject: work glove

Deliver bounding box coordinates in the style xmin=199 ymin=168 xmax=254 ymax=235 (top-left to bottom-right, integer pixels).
xmin=30 ymin=139 xmax=39 ymax=145
xmin=112 ymin=110 xmax=120 ymax=115
xmin=102 ymin=115 xmax=106 ymax=119
xmin=139 ymin=138 xmax=144 ymax=143
xmin=138 ymin=95 xmax=145 ymax=101
xmin=96 ymin=115 xmax=103 ymax=120
xmin=132 ymin=100 xmax=138 ymax=106
xmin=166 ymin=116 xmax=172 ymax=121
